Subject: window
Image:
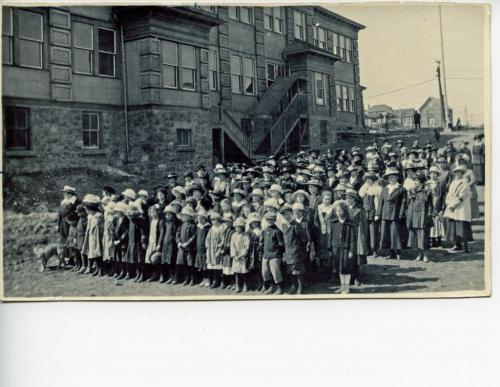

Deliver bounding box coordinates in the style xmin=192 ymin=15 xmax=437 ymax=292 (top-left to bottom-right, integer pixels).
xmin=5 ymin=107 xmax=30 ymax=150
xmin=266 ymin=62 xmax=289 ymax=88
xmin=97 ymin=27 xmax=116 ymax=77
xmin=346 ymin=37 xmax=353 ymax=63
xmin=320 ymin=120 xmax=328 ymax=144
xmin=73 ymin=22 xmax=93 ymax=74
xmin=230 ymin=55 xmax=242 ymax=93
xmin=332 ymin=32 xmax=339 ymax=56
xmin=229 ymin=7 xmax=253 ymax=24
xmin=336 ymin=84 xmax=342 ymax=112
xmin=342 ymin=85 xmax=349 ymax=111
xmin=242 ymin=57 xmax=255 ymax=95
xmin=208 ymin=50 xmax=218 ymax=91
xmin=339 ymin=35 xmax=346 ymax=61
xmin=294 ymin=11 xmax=306 ymax=41
xmin=177 ymin=128 xmax=192 ymax=147
xmin=161 ymin=41 xmax=197 ymax=91
xmin=348 ymin=86 xmax=355 ymax=112
xmin=162 ymin=41 xmax=178 ymax=88
xmin=18 ymin=10 xmax=43 ymax=69
xmin=2 ymin=7 xmax=13 ymax=64
xmin=313 ymin=26 xmax=326 ymax=49
xmin=180 ymin=44 xmax=196 ymax=90
xmin=82 ymin=112 xmax=100 ymax=149
xmin=264 ymin=7 xmax=283 ymax=34
xmin=314 ymin=72 xmax=327 ymax=106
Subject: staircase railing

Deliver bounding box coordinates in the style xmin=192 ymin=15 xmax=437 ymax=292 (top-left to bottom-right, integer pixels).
xmin=269 ymin=92 xmax=307 ymax=155
xmin=211 ymin=106 xmax=251 ymax=158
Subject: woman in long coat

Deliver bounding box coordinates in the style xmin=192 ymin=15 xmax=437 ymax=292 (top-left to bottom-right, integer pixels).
xmin=205 ymin=212 xmax=225 ymax=288
xmin=427 ymin=165 xmax=446 ymax=248
xmin=313 ymin=191 xmax=334 ymax=280
xmin=376 ymin=169 xmax=407 ymax=260
xmin=345 ymin=189 xmax=368 ymax=286
xmin=81 ymin=195 xmax=104 ymax=276
xmin=444 ymin=165 xmax=473 ymax=252
xmin=158 ymin=205 xmax=180 ymax=284
xmin=359 ymin=171 xmax=382 ymax=257
xmin=406 ymin=174 xmax=434 ymax=262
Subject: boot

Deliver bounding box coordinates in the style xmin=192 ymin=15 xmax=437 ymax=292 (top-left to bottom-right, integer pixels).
xmin=297 ymin=277 xmax=304 ymax=295
xmin=242 ymin=280 xmax=248 ymax=293
xmin=159 ymin=270 xmax=166 ymax=283
xmin=463 ymin=242 xmax=470 ymax=253
xmin=273 ymin=283 xmax=283 ymax=295
xmin=234 ymin=275 xmax=241 ymax=293
xmin=264 ymin=284 xmax=274 ymax=294
xmin=117 ymin=264 xmax=126 ymax=280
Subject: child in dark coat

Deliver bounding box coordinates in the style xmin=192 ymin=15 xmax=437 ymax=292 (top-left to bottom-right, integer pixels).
xmin=73 ymin=204 xmax=87 ymax=273
xmin=113 ymin=202 xmax=130 ymax=279
xmin=158 ymin=205 xmax=180 ymax=284
xmin=195 ymin=209 xmax=211 ymax=287
xmin=175 ymin=206 xmax=197 ymax=285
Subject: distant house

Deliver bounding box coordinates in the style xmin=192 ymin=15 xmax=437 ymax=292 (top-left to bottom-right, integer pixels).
xmin=365 ymin=104 xmax=397 ymax=130
xmin=393 ymin=108 xmax=416 ymax=130
xmin=419 ymin=97 xmax=453 ymax=129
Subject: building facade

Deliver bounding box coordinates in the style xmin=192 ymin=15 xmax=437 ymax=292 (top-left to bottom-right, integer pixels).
xmin=2 ymin=6 xmax=365 ymax=176
xmin=419 ymin=97 xmax=453 ymax=129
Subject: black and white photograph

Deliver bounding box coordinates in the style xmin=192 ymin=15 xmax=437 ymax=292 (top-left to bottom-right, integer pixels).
xmin=1 ymin=2 xmax=490 ymax=300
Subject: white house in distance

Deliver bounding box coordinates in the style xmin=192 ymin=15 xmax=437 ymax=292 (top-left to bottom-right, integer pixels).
xmin=419 ymin=97 xmax=453 ymax=129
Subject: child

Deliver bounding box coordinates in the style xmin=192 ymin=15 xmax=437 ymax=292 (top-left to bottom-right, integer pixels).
xmin=427 ymin=165 xmax=446 ymax=248
xmin=145 ymin=204 xmax=164 ymax=281
xmin=73 ymin=204 xmax=87 ymax=273
xmin=376 ymin=168 xmax=406 ymax=260
xmin=406 ymin=174 xmax=434 ymax=262
xmin=247 ymin=213 xmax=263 ymax=290
xmin=230 ymin=217 xmax=251 ymax=292
xmin=283 ymin=203 xmax=310 ymax=295
xmin=218 ymin=214 xmax=235 ymax=289
xmin=205 ymin=212 xmax=225 ymax=288
xmin=359 ymin=171 xmax=382 ymax=257
xmin=81 ymin=194 xmax=104 ymax=276
xmin=313 ymin=190 xmax=334 ymax=282
xmin=124 ymin=202 xmax=147 ymax=282
xmin=345 ymin=189 xmax=368 ymax=286
xmin=260 ymin=212 xmax=285 ymax=295
xmin=159 ymin=204 xmax=180 ymax=284
xmin=112 ymin=202 xmax=129 ymax=279
xmin=195 ymin=209 xmax=211 ymax=287
xmin=175 ymin=206 xmax=197 ymax=286
xmin=102 ymin=201 xmax=116 ymax=276
xmin=330 ymin=200 xmax=357 ymax=294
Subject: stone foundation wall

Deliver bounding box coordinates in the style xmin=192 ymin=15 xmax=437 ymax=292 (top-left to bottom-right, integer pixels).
xmin=3 ymin=103 xmax=126 ymax=174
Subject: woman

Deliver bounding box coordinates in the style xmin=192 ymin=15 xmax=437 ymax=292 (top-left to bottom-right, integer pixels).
xmin=444 ymin=165 xmax=473 ymax=252
xmin=427 ymin=165 xmax=446 ymax=248
xmin=58 ymin=186 xmax=81 ymax=267
xmin=471 ymin=134 xmax=485 ymax=186
xmin=313 ymin=190 xmax=335 ymax=282
xmin=359 ymin=171 xmax=382 ymax=257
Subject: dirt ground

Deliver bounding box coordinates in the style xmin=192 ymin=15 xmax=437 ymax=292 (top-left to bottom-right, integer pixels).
xmin=2 ymin=130 xmax=487 ymax=299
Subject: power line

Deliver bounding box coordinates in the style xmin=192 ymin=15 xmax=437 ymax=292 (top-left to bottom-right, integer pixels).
xmin=364 ymin=78 xmax=436 ymax=100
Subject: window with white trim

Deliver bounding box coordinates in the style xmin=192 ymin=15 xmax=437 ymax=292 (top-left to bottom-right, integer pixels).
xmin=82 ymin=112 xmax=100 ymax=149
xmin=336 ymin=85 xmax=342 ymax=112
xmin=177 ymin=128 xmax=192 ymax=147
xmin=342 ymin=85 xmax=349 ymax=111
xmin=2 ymin=7 xmax=13 ymax=64
xmin=73 ymin=22 xmax=93 ymax=74
xmin=18 ymin=10 xmax=43 ymax=69
xmin=346 ymin=37 xmax=353 ymax=63
xmin=162 ymin=41 xmax=178 ymax=88
xmin=97 ymin=28 xmax=116 ymax=77
xmin=180 ymin=44 xmax=196 ymax=90
xmin=314 ymin=72 xmax=328 ymax=106
xmin=228 ymin=7 xmax=253 ymax=24
xmin=313 ymin=26 xmax=326 ymax=50
xmin=264 ymin=7 xmax=283 ymax=34
xmin=208 ymin=50 xmax=218 ymax=91
xmin=242 ymin=57 xmax=255 ymax=95
xmin=230 ymin=55 xmax=242 ymax=93
xmin=332 ymin=32 xmax=339 ymax=56
xmin=294 ymin=11 xmax=306 ymax=41
xmin=348 ymin=86 xmax=355 ymax=112
xmin=339 ymin=35 xmax=346 ymax=61
xmin=266 ymin=62 xmax=289 ymax=88
xmin=5 ymin=107 xmax=30 ymax=150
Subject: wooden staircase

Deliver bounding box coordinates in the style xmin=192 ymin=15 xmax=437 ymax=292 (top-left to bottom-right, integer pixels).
xmin=211 ymin=106 xmax=252 ymax=160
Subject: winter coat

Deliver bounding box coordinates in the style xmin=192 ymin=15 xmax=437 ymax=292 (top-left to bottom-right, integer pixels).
xmin=376 ymin=184 xmax=407 ymax=221
xmin=282 ymin=219 xmax=309 ymax=265
xmin=81 ymin=212 xmax=104 ymax=259
xmin=348 ymin=204 xmax=369 ymax=256
xmin=406 ymin=186 xmax=434 ymax=229
xmin=159 ymin=217 xmax=180 ymax=265
xmin=444 ymin=178 xmax=472 ymax=222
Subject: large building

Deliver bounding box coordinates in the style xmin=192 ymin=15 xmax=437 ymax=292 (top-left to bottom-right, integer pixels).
xmin=2 ymin=6 xmax=365 ymax=176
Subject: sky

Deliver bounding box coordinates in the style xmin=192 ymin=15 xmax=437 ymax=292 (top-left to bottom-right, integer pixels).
xmin=328 ymin=3 xmax=489 ymax=125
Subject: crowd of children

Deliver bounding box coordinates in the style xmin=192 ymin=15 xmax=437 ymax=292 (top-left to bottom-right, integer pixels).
xmin=55 ymin=134 xmax=485 ymax=295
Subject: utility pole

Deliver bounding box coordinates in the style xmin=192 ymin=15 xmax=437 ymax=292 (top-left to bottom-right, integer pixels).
xmin=436 ymin=62 xmax=447 ymax=131
xmin=439 ymin=5 xmax=450 ymax=131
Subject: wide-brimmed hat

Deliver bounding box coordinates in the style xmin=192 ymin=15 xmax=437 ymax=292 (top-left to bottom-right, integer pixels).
xmin=222 ymin=213 xmax=234 ymax=222
xmin=268 ymin=184 xmax=283 ymax=195
xmin=384 ymin=168 xmax=400 ymax=178
xmin=82 ymin=194 xmax=100 ymax=205
xmin=164 ymin=204 xmax=178 ymax=214
xmin=345 ymin=188 xmax=359 ymax=199
xmin=264 ymin=212 xmax=277 ymax=220
xmin=250 ymin=188 xmax=264 ymax=198
xmin=150 ymin=251 xmax=162 ymax=265
xmin=307 ymin=179 xmax=322 ymax=187
xmin=172 ymin=186 xmax=186 ymax=196
xmin=180 ymin=206 xmax=196 ymax=217
xmin=214 ymin=166 xmax=227 ymax=175
xmin=113 ymin=202 xmax=128 ymax=214
xmin=333 ymin=183 xmax=349 ymax=192
xmin=186 ymin=184 xmax=203 ymax=196
xmin=232 ymin=188 xmax=246 ymax=197
xmin=61 ymin=185 xmax=77 ymax=194
xmin=264 ymin=198 xmax=281 ymax=211
xmin=246 ymin=212 xmax=261 ymax=225
xmin=122 ymin=189 xmax=137 ymax=201
xmin=197 ymin=208 xmax=209 ymax=218
xmin=292 ymin=202 xmax=305 ymax=212
xmin=234 ymin=217 xmax=246 ymax=228
xmin=428 ymin=165 xmax=441 ymax=175
xmin=280 ymin=203 xmax=293 ymax=214
xmin=363 ymin=172 xmax=379 ymax=181
xmin=292 ymin=189 xmax=310 ymax=202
